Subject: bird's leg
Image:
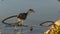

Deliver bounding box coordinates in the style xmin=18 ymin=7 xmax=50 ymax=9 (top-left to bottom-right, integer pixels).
xmin=12 ymin=28 xmax=18 ymax=34
xmin=20 ymin=21 xmax=24 ymax=34
xmin=14 ymin=25 xmax=17 ymax=30
xmin=12 ymin=25 xmax=18 ymax=34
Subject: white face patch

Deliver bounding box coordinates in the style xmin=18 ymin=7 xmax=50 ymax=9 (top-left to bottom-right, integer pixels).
xmin=17 ymin=18 xmax=24 ymax=24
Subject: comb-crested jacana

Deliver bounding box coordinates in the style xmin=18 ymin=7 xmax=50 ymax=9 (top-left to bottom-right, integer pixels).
xmin=17 ymin=9 xmax=35 ymax=22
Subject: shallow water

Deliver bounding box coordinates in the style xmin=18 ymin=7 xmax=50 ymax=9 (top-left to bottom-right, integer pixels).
xmin=0 ymin=22 xmax=51 ymax=34
xmin=0 ymin=0 xmax=60 ymax=34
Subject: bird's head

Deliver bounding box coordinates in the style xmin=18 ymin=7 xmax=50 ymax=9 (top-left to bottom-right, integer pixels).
xmin=28 ymin=9 xmax=35 ymax=12
xmin=28 ymin=9 xmax=35 ymax=13
xmin=27 ymin=9 xmax=35 ymax=15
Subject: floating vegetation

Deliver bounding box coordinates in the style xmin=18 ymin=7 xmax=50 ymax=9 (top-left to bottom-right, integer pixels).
xmin=44 ymin=20 xmax=60 ymax=34
xmin=40 ymin=21 xmax=54 ymax=27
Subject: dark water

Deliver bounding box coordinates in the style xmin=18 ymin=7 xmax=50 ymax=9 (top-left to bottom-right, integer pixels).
xmin=0 ymin=0 xmax=60 ymax=34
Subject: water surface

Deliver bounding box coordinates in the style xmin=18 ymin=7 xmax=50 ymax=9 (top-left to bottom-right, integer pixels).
xmin=0 ymin=0 xmax=60 ymax=34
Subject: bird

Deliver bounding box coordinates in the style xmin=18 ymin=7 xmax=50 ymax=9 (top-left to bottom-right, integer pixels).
xmin=17 ymin=9 xmax=35 ymax=23
xmin=2 ymin=9 xmax=35 ymax=27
